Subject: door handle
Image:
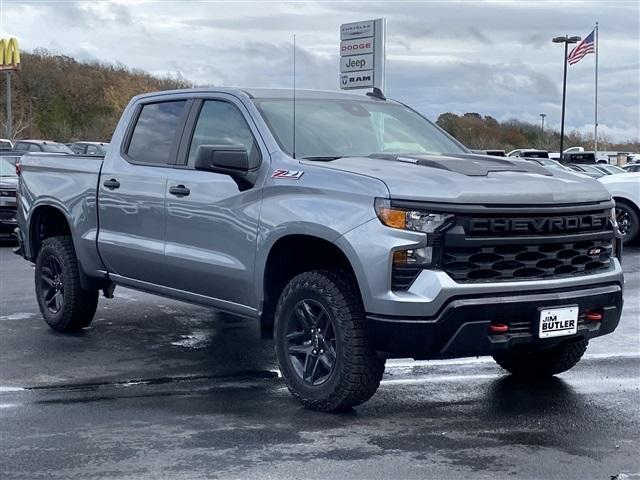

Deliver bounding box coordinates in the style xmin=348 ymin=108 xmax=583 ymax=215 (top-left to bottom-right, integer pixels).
xmin=169 ymin=185 xmax=190 ymax=197
xmin=103 ymin=178 xmax=120 ymax=190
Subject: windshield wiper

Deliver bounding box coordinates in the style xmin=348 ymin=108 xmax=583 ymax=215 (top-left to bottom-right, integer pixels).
xmin=301 ymin=156 xmax=342 ymax=161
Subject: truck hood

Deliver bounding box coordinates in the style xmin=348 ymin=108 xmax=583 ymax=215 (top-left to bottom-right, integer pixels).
xmin=302 ymin=153 xmax=611 ymax=205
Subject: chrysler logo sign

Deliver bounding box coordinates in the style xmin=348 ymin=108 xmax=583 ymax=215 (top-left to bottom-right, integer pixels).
xmin=340 ymin=21 xmax=374 ymax=40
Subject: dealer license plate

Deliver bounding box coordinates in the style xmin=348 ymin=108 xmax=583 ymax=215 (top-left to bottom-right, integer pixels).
xmin=539 ymin=306 xmax=578 ymax=339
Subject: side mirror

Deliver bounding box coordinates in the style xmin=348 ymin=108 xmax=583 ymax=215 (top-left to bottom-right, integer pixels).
xmin=194 ymin=145 xmax=256 ymax=190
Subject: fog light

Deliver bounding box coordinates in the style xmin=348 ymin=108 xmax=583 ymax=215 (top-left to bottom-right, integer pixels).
xmin=393 ymin=247 xmax=433 ymax=266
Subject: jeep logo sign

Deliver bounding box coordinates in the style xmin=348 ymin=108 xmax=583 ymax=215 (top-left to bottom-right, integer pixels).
xmin=339 ymin=19 xmax=385 ymax=91
xmin=340 ymin=53 xmax=374 ymax=73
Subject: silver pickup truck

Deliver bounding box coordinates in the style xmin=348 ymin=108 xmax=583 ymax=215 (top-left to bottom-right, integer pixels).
xmin=15 ymin=88 xmax=624 ymax=411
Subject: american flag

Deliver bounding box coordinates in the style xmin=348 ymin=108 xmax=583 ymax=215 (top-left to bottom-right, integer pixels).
xmin=567 ymin=30 xmax=596 ymax=65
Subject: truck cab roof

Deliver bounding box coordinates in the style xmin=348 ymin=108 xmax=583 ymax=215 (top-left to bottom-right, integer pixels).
xmin=133 ymin=87 xmax=386 ymax=102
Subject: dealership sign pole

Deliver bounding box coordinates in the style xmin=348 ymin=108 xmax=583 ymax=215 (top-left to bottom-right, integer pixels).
xmin=340 ymin=19 xmax=386 ymax=93
xmin=0 ymin=38 xmax=21 ymax=139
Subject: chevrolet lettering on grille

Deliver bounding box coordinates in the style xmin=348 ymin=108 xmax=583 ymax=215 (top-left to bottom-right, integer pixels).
xmin=469 ymin=213 xmax=610 ymax=235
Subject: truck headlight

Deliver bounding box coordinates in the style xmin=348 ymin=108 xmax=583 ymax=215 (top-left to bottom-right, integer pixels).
xmin=375 ymin=198 xmax=454 ymax=271
xmin=374 ymin=198 xmax=454 ymax=233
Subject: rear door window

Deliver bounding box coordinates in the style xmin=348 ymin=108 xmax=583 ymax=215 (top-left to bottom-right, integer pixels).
xmin=127 ymin=100 xmax=187 ymax=165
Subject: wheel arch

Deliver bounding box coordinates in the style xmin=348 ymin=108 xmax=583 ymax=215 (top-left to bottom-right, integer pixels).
xmin=258 ymin=233 xmax=362 ymax=333
xmin=28 ymin=204 xmax=73 ymax=260
xmin=28 ymin=204 xmax=107 ymax=290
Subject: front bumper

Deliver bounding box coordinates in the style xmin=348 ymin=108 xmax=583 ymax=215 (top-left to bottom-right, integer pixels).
xmin=0 ymin=200 xmax=17 ymax=236
xmin=367 ymin=283 xmax=622 ymax=359
xmin=0 ymin=218 xmax=17 ymax=236
xmin=338 ymin=217 xmax=624 ymax=318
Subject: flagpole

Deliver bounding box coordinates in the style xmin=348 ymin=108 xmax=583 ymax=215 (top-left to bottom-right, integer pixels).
xmin=594 ymin=22 xmax=599 ymax=157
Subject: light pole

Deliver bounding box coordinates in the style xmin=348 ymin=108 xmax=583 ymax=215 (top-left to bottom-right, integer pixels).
xmin=552 ymin=35 xmax=581 ymax=156
xmin=29 ymin=96 xmax=36 ymax=138
xmin=539 ymin=113 xmax=546 ymax=149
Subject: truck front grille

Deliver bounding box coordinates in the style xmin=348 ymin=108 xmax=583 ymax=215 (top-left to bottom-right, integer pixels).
xmin=440 ymin=206 xmax=615 ymax=283
xmin=443 ymin=238 xmax=613 ymax=282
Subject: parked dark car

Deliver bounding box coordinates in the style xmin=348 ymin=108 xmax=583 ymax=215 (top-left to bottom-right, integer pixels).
xmin=472 ymin=149 xmax=505 ymax=157
xmin=563 ymin=152 xmax=597 ymax=164
xmin=507 ymin=149 xmax=549 ymax=159
xmin=0 ymin=157 xmax=18 ymax=239
xmin=13 ymin=140 xmax=73 ymax=154
xmin=70 ymin=142 xmax=109 ymax=156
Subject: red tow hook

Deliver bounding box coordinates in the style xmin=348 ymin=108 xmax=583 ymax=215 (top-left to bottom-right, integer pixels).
xmin=585 ymin=310 xmax=603 ymax=322
xmin=489 ymin=323 xmax=509 ymax=333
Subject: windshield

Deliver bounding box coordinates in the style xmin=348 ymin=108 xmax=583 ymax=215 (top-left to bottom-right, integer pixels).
xmin=253 ymin=98 xmax=466 ymax=159
xmin=42 ymin=143 xmax=73 ymax=154
xmin=0 ymin=158 xmax=17 ymax=177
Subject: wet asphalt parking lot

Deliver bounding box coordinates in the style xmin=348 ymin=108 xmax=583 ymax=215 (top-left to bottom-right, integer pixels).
xmin=1 ymin=242 xmax=639 ymax=479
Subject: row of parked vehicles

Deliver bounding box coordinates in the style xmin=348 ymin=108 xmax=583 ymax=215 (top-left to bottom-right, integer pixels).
xmin=0 ymin=139 xmax=108 ymax=241
xmin=0 ymin=138 xmax=109 ymax=155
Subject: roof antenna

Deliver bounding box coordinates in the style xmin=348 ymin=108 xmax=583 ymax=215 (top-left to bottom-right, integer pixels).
xmin=292 ymin=34 xmax=297 ymax=159
xmin=366 ymin=87 xmax=386 ymax=100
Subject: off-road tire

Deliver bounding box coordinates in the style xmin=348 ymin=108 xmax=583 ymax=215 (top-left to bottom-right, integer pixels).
xmin=35 ymin=236 xmax=99 ymax=332
xmin=493 ymin=338 xmax=588 ymax=378
xmin=274 ymin=270 xmax=385 ymax=412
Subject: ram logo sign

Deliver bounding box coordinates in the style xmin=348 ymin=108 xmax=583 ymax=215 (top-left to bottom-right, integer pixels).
xmin=0 ymin=38 xmax=21 ymax=71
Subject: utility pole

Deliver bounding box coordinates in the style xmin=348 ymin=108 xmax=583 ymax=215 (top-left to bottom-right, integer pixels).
xmin=29 ymin=96 xmax=35 ymax=138
xmin=4 ymin=72 xmax=12 ymax=139
xmin=552 ymin=35 xmax=581 ymax=157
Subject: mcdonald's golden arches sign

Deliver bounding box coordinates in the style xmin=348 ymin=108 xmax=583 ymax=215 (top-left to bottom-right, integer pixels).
xmin=0 ymin=38 xmax=21 ymax=71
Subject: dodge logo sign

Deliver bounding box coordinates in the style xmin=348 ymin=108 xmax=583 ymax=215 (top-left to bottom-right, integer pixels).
xmin=587 ymin=247 xmax=602 ymax=256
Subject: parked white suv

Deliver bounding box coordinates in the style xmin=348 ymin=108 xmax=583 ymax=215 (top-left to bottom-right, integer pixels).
xmin=600 ymin=173 xmax=640 ymax=244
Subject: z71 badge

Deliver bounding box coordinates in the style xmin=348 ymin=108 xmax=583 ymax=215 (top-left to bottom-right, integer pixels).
xmin=272 ymin=169 xmax=304 ymax=180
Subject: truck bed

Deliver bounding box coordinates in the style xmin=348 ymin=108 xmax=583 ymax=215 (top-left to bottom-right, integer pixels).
xmin=18 ymin=153 xmax=106 ymax=277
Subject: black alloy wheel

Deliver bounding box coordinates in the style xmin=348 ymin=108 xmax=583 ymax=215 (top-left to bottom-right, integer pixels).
xmin=34 ymin=236 xmax=99 ymax=332
xmin=285 ymin=299 xmax=337 ymax=386
xmin=616 ymin=206 xmax=631 ymax=237
xmin=615 ymin=201 xmax=639 ymax=244
xmin=274 ymin=271 xmax=385 ymax=411
xmin=40 ymin=256 xmax=65 ymax=314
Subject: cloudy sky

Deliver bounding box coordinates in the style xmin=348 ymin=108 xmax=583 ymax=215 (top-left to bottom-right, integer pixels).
xmin=2 ymin=0 xmax=639 ymax=141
